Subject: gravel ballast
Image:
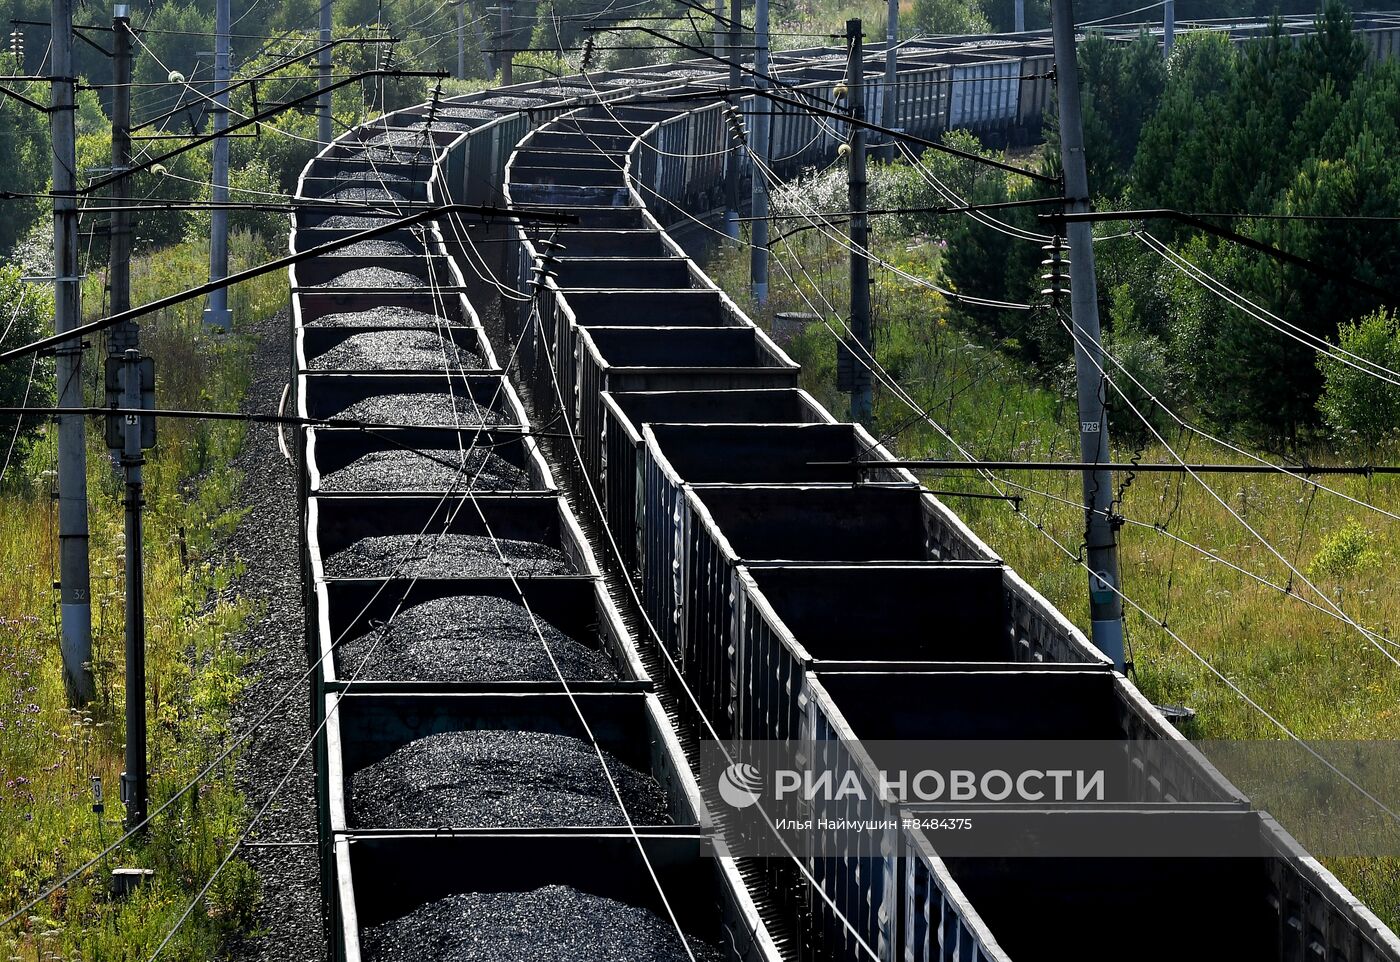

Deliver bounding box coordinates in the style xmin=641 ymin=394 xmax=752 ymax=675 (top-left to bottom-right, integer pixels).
xmin=351 ymin=730 xmax=670 ymax=828
xmin=324 ymin=533 xmax=571 ymax=578
xmin=307 ymin=306 xmax=455 ymax=329
xmin=311 ymin=330 xmax=484 ymax=371
xmin=363 ymin=887 xmax=723 ymax=962
xmin=334 ymin=594 xmax=616 ymax=681
xmin=226 ymin=309 xmax=322 ymax=962
xmin=336 ymin=392 xmax=508 ymax=426
xmin=319 ymin=447 xmax=529 ymax=491
xmin=314 ymin=266 xmax=426 ymax=289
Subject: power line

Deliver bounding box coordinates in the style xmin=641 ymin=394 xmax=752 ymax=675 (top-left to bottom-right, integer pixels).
xmin=1076 ymin=0 xmax=1167 ymax=27
xmin=840 ymin=458 xmax=1400 ymax=475
xmin=488 ymin=59 xmax=1400 ymax=902
xmin=748 ymin=149 xmax=1400 ymax=790
xmin=1053 ymin=307 xmax=1400 ymax=669
xmin=895 ymin=140 xmax=1053 ymax=244
xmin=1017 ymin=493 xmax=1400 ymax=823
xmin=140 ymin=221 xmax=668 ymax=962
xmin=536 ymin=54 xmax=892 ymax=961
xmin=0 ymin=202 xmax=574 ymax=364
xmin=1057 ymin=208 xmax=1395 ymax=303
xmin=758 ymin=149 xmax=1035 ymax=310
xmin=1177 ymin=210 xmax=1400 ymax=224
xmin=547 ymin=20 xmax=1400 ymax=844
xmin=741 ymin=128 xmax=1400 ymax=677
xmin=1139 ymin=232 xmax=1400 ymax=387
xmin=739 ymin=195 xmax=1068 ymax=221
xmin=59 ymin=114 xmax=526 ymax=946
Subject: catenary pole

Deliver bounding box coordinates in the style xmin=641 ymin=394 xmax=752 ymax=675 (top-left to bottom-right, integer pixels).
xmin=846 ymin=18 xmax=871 ymax=426
xmin=724 ymin=0 xmax=741 ymax=239
xmin=120 ymin=349 xmax=148 ymax=833
xmin=204 ymin=0 xmax=232 ymax=330
xmin=499 ymin=0 xmax=513 ymax=85
xmin=108 ymin=5 xmax=136 ymax=358
xmin=881 ymin=0 xmax=897 ymax=161
xmin=750 ymin=0 xmax=768 ymax=302
xmin=473 ymin=1 xmax=493 ymax=76
xmin=52 ymin=0 xmax=94 ymax=703
xmin=318 ymin=0 xmax=332 ymax=143
xmin=456 ymin=0 xmax=466 ymax=78
xmin=1051 ymin=0 xmax=1126 ymax=669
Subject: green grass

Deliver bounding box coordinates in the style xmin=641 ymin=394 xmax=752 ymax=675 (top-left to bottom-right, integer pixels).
xmin=0 ymin=230 xmax=286 ymax=961
xmin=770 ymin=0 xmax=901 ymax=52
xmin=708 ymin=219 xmax=1400 ymax=930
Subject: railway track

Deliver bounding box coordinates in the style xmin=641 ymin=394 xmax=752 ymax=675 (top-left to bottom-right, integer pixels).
xmin=289 ymin=20 xmax=1400 ymax=962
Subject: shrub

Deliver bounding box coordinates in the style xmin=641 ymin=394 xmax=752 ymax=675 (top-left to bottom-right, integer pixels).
xmin=1317 ymin=309 xmax=1400 ymax=453
xmin=0 ymin=266 xmax=55 ymax=460
xmin=1310 ymin=519 xmax=1381 ymax=579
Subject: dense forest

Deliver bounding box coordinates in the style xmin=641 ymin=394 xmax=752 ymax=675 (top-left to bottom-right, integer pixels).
xmin=913 ymin=2 xmax=1400 ymax=450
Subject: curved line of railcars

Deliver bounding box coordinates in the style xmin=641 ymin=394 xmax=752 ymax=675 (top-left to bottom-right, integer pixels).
xmin=290 ymin=67 xmax=793 ymax=962
xmin=287 ymin=19 xmax=1400 ymax=962
xmin=497 ymin=42 xmax=1399 ymax=962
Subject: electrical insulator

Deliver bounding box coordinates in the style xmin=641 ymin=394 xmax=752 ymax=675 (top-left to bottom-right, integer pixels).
xmin=423 ymin=81 xmax=442 ymax=128
xmin=9 ymin=29 xmax=22 ymax=60
xmin=1039 ymin=236 xmax=1069 ymax=306
xmin=725 ymin=103 xmax=747 ymax=144
xmin=580 ymin=36 xmax=595 ymax=70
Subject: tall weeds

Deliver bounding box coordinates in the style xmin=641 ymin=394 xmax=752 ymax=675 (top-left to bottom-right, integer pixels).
xmin=1 ymin=231 xmax=285 ymax=961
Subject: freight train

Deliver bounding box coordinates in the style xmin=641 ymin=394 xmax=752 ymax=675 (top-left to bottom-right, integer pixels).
xmin=291 ymin=18 xmax=1400 ymax=962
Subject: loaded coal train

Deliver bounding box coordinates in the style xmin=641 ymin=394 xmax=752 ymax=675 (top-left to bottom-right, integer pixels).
xmin=290 ymin=20 xmax=1400 ymax=962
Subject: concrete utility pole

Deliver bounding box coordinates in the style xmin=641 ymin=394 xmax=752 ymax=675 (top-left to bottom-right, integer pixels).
xmin=713 ymin=0 xmax=725 ymax=59
xmin=1050 ymin=0 xmax=1126 ymax=669
xmin=108 ymin=6 xmax=136 ymax=361
xmin=1163 ymin=0 xmax=1174 ymax=58
xmin=51 ymin=0 xmax=94 ymax=704
xmin=204 ymin=0 xmax=232 ymax=331
xmin=119 ymin=349 xmax=149 ymax=832
xmin=845 ymin=18 xmax=872 ymax=427
xmin=750 ymin=0 xmax=768 ymax=303
xmin=318 ymin=0 xmax=332 ymax=144
xmin=881 ymin=0 xmax=897 ymax=162
xmin=499 ymin=0 xmax=512 ymax=85
xmin=1015 ymin=0 xmax=1025 ymax=32
xmin=470 ymin=0 xmax=493 ymax=77
xmin=724 ymin=0 xmax=741 ymax=239
xmin=455 ymin=0 xmax=466 ymax=79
